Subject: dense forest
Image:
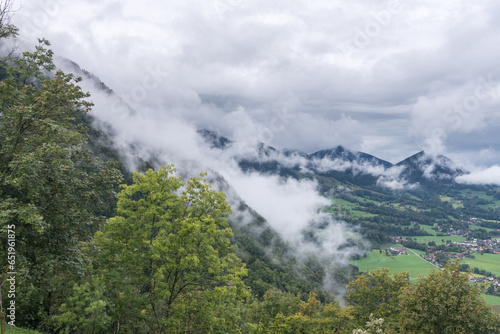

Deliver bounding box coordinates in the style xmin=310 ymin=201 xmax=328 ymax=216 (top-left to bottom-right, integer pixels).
xmin=1 ymin=1 xmax=500 ymax=333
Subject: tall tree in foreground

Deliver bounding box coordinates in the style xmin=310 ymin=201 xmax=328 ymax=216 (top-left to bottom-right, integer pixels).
xmin=399 ymin=261 xmax=500 ymax=334
xmin=92 ymin=166 xmax=249 ymax=333
xmin=0 ymin=12 xmax=121 ymax=328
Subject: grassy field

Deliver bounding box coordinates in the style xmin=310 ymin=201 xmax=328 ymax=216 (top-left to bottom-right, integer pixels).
xmin=349 ymin=210 xmax=377 ymax=218
xmin=479 ymin=201 xmax=500 ymax=210
xmin=462 ymin=253 xmax=500 ymax=276
xmin=419 ymin=224 xmax=437 ymax=236
xmin=469 ymin=224 xmax=496 ymax=232
xmin=439 ymin=195 xmax=464 ymax=208
xmin=460 ymin=190 xmax=495 ymax=200
xmin=412 ymin=235 xmax=467 ymax=245
xmin=352 ymin=250 xmax=500 ymax=308
xmin=351 ymin=249 xmax=437 ymax=280
xmin=460 ymin=190 xmax=500 ymax=210
xmin=356 ymin=197 xmax=380 ymax=204
xmin=482 ymin=294 xmax=500 ymax=305
xmin=328 ymin=197 xmax=355 ymax=206
xmin=481 ymin=294 xmax=500 ymax=313
xmin=325 ymin=197 xmax=377 ymax=218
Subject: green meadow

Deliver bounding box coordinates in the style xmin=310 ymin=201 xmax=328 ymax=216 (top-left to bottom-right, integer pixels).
xmin=412 ymin=235 xmax=467 ymax=245
xmin=463 ymin=253 xmax=500 ymax=276
xmin=482 ymin=294 xmax=500 ymax=312
xmin=352 ymin=251 xmax=500 ymax=308
xmin=328 ymin=197 xmax=355 ymax=206
xmin=351 ymin=249 xmax=437 ymax=280
xmin=460 ymin=190 xmax=494 ymax=200
xmin=419 ymin=224 xmax=437 ymax=235
xmin=469 ymin=224 xmax=497 ymax=232
xmin=349 ymin=210 xmax=377 ymax=218
xmin=439 ymin=195 xmax=464 ymax=208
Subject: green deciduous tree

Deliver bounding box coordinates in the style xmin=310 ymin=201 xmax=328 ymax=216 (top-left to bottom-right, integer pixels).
xmin=0 ymin=19 xmax=121 ymax=329
xmin=52 ymin=275 xmax=114 ymax=334
xmin=346 ymin=268 xmax=409 ymax=332
xmin=1 ymin=39 xmax=121 ymax=262
xmin=94 ymin=166 xmax=249 ymax=333
xmin=246 ymin=288 xmax=302 ymax=327
xmin=399 ymin=261 xmax=500 ymax=334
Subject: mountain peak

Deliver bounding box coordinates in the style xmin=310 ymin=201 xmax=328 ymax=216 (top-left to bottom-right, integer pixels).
xmin=396 ymin=150 xmax=464 ymax=184
xmin=197 ymin=129 xmax=232 ymax=149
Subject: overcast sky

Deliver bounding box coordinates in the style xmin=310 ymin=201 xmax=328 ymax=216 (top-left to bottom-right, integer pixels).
xmin=11 ymin=0 xmax=500 ymax=167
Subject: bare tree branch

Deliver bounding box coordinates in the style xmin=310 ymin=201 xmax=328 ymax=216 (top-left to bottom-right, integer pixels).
xmin=0 ymin=0 xmax=20 ymax=60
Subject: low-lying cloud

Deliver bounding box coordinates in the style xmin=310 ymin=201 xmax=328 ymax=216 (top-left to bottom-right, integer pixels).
xmin=51 ymin=60 xmax=374 ymax=296
xmin=456 ymin=166 xmax=500 ymax=186
xmin=230 ymin=172 xmax=329 ymax=239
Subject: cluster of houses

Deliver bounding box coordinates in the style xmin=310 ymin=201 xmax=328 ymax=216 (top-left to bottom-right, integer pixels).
xmin=385 ymin=247 xmax=408 ymax=255
xmin=389 ymin=236 xmax=500 ymax=256
xmin=469 ymin=275 xmax=500 ymax=287
xmin=453 ymin=238 xmax=500 ymax=254
xmin=420 ymin=252 xmax=462 ymax=267
xmin=388 ymin=230 xmax=500 ymax=294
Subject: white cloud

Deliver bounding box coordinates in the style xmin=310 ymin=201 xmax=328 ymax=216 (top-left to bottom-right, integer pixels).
xmin=230 ymin=173 xmax=328 ymax=239
xmin=456 ymin=166 xmax=500 ymax=185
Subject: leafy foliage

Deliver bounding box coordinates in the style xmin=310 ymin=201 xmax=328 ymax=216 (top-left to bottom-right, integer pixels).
xmin=92 ymin=166 xmax=249 ymax=333
xmin=246 ymin=291 xmax=356 ymax=334
xmin=0 ymin=28 xmax=121 ymax=329
xmin=399 ymin=261 xmax=500 ymax=334
xmin=346 ymin=268 xmax=409 ymax=333
xmin=353 ymin=314 xmax=387 ymax=334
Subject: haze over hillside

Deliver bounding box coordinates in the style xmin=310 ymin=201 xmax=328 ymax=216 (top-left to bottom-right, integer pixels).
xmin=5 ymin=0 xmax=500 ymax=302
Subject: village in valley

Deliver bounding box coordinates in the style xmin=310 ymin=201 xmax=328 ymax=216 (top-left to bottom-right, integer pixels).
xmin=387 ymin=218 xmax=500 ymax=294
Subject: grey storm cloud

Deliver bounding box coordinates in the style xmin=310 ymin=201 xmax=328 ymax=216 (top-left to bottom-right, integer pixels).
xmin=11 ymin=0 xmax=500 ymax=167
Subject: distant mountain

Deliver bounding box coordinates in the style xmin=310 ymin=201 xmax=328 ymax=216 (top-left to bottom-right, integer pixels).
xmin=196 ymin=131 xmax=469 ymax=192
xmin=396 ymin=151 xmax=465 ymax=186
xmin=59 ymin=57 xmax=114 ymax=94
xmin=309 ymin=146 xmax=393 ymax=169
xmin=282 ymin=148 xmax=309 ymax=159
xmin=197 ymin=129 xmax=232 ymax=149
xmin=194 ymin=133 xmax=400 ymax=189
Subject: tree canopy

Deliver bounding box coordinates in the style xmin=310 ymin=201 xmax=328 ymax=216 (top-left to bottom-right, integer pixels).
xmin=399 ymin=261 xmax=500 ymax=334
xmin=90 ymin=166 xmax=249 ymax=333
xmin=0 ymin=9 xmax=121 ymax=328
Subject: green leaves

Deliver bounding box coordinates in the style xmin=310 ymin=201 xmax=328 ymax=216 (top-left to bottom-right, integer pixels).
xmin=0 ymin=40 xmax=121 ymax=269
xmin=52 ymin=276 xmax=114 ymax=334
xmin=346 ymin=268 xmax=409 ymax=331
xmin=398 ymin=261 xmax=500 ymax=334
xmin=0 ymin=29 xmax=121 ymax=330
xmin=95 ymin=165 xmax=249 ymax=333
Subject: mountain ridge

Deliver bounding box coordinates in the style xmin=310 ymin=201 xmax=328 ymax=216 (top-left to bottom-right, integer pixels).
xmin=197 ymin=129 xmax=466 ymax=190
